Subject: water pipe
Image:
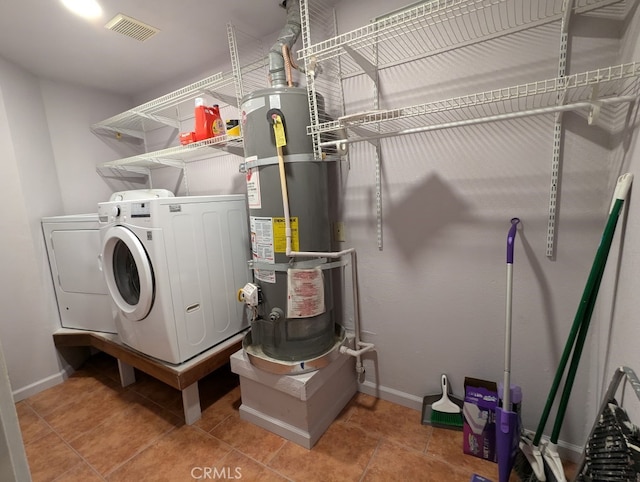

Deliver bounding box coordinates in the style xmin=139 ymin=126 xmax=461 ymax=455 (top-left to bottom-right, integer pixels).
xmin=269 ymin=0 xmax=301 ymax=88
xmin=319 ymin=94 xmax=640 ymax=149
xmin=274 ymin=122 xmax=373 ymax=378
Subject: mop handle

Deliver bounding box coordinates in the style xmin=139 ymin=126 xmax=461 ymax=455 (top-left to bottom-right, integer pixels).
xmin=507 ymin=218 xmax=520 ymax=264
xmin=503 ymin=218 xmax=520 ymax=411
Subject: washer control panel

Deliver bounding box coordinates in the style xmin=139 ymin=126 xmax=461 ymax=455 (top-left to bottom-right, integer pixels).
xmin=131 ymin=202 xmax=151 ymax=218
xmin=98 ymin=201 xmax=153 ymax=224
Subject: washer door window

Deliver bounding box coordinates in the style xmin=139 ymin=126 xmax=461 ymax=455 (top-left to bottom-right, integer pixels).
xmin=102 ymin=226 xmax=154 ymax=321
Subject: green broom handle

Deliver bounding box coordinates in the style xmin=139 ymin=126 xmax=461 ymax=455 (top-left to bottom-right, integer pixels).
xmin=532 ymin=197 xmax=625 ymax=446
xmin=550 ymin=280 xmax=602 ymax=443
xmin=549 ymin=197 xmax=625 ymax=442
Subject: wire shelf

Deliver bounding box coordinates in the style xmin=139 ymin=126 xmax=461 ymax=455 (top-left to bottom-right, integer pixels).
xmin=309 ymin=62 xmax=640 ymax=143
xmin=300 ymin=0 xmax=634 ymax=255
xmin=91 ymin=72 xmax=236 ymax=137
xmin=299 ymin=0 xmax=625 ymax=78
xmin=300 ymin=0 xmax=345 ymax=158
xmin=100 ymin=135 xmax=244 ymax=170
xmin=229 ymin=24 xmax=270 ymax=101
xmin=95 ymin=23 xmax=268 ymax=178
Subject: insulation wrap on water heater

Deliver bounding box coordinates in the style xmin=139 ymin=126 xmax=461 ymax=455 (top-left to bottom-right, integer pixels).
xmin=241 ymin=86 xmax=335 ymax=361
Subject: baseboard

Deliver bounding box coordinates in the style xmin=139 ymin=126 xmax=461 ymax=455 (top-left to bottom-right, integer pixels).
xmin=11 ymin=367 xmax=73 ymax=402
xmin=358 ymin=380 xmax=424 ymax=412
xmin=521 ymin=429 xmax=583 ymax=463
xmin=240 ymin=404 xmax=313 ymax=449
xmin=358 ymin=381 xmax=584 ymax=462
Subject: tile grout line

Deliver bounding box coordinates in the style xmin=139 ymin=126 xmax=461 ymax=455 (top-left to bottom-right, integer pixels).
xmin=92 ymin=387 xmax=185 ymax=478
xmin=200 ymin=411 xmax=292 ymax=472
xmin=358 ymin=437 xmax=383 ymax=482
xmin=47 ymin=374 xmax=180 ymax=480
xmin=423 ymin=426 xmax=434 ymax=455
xmin=50 ymin=459 xmax=106 ymax=482
xmin=101 ymin=425 xmax=180 ymax=479
xmin=25 ymin=403 xmax=109 ymax=481
xmin=126 ymin=384 xmax=185 ymax=420
xmin=205 ymin=413 xmax=234 ymax=435
xmin=224 ymin=448 xmax=295 ymax=482
xmin=16 ymin=403 xmax=52 ymax=448
xmin=263 ymin=437 xmax=288 ymax=466
xmin=209 ymin=425 xmax=289 ymax=469
xmin=23 ymin=386 xmax=90 ymax=421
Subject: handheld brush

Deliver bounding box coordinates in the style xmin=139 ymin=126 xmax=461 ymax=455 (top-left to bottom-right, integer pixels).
xmin=430 ymin=374 xmax=463 ymax=430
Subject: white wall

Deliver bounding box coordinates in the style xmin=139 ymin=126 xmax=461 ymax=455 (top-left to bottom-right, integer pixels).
xmin=0 ymin=56 xmax=133 ymax=399
xmin=39 ymin=79 xmax=137 ymax=213
xmin=0 ymin=57 xmax=67 ymax=399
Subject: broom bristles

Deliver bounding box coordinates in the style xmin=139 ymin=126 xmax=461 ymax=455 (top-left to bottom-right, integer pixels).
xmin=430 ymin=409 xmax=463 ymax=429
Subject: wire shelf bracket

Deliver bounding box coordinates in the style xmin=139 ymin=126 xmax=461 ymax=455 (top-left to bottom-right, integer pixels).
xmin=546 ymin=0 xmax=575 ymax=259
xmin=228 ymin=23 xmax=245 ymax=107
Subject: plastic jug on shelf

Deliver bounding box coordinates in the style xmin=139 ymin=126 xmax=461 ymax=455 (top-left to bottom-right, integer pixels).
xmin=194 ymin=98 xmax=225 ymax=141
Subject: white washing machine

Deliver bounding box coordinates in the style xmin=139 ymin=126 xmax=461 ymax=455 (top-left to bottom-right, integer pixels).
xmin=98 ymin=194 xmax=251 ymax=364
xmin=42 ymin=214 xmax=117 ymax=333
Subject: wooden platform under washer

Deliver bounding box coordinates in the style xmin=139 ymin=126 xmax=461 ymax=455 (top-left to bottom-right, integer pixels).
xmin=53 ymin=329 xmax=246 ymax=424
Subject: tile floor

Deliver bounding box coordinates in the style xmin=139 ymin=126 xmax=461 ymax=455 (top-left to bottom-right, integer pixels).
xmin=16 ymin=352 xmax=576 ymax=481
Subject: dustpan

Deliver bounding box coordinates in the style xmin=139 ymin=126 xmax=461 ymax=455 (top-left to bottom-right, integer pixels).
xmin=421 ymin=380 xmax=464 ymax=428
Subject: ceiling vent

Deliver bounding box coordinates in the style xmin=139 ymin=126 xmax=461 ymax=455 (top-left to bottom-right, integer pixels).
xmin=105 ymin=14 xmax=159 ymax=42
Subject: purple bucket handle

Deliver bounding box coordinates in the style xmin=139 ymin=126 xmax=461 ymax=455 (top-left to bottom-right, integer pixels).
xmin=506 ymin=218 xmax=520 ymax=264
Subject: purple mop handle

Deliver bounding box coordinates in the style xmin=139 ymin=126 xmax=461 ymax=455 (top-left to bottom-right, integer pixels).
xmin=502 ymin=217 xmax=520 ymax=423
xmin=506 ymin=218 xmax=520 ymax=264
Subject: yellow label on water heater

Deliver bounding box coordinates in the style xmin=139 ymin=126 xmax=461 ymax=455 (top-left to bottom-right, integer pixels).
xmin=273 ymin=117 xmax=287 ymax=147
xmin=273 ymin=217 xmax=299 ymax=252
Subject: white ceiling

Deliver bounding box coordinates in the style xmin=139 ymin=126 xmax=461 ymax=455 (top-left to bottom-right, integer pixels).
xmin=0 ymin=0 xmax=288 ymax=97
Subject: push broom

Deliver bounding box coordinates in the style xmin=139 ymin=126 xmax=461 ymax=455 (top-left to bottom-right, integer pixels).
xmin=516 ymin=172 xmax=633 ymax=482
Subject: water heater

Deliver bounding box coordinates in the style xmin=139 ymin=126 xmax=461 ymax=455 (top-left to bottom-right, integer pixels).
xmin=241 ymin=86 xmax=336 ymax=362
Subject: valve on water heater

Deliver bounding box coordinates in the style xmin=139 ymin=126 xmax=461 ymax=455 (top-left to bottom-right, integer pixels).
xmin=268 ymin=307 xmax=285 ymax=322
xmin=237 ymin=283 xmax=261 ymax=307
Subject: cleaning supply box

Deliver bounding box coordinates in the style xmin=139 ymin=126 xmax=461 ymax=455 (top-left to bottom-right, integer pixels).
xmin=463 ymin=377 xmax=499 ymax=462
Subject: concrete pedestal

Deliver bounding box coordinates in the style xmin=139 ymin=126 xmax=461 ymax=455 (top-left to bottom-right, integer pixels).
xmin=230 ymin=349 xmax=357 ymax=449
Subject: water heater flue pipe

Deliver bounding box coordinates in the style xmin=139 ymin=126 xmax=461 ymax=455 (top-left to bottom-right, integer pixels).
xmin=270 ymin=0 xmax=301 ymax=88
xmin=275 ymin=127 xmax=374 ymax=378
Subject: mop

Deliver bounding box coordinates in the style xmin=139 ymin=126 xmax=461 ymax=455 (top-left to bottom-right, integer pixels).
xmin=516 ymin=173 xmax=633 ymax=482
xmin=496 ymin=218 xmax=521 ymax=482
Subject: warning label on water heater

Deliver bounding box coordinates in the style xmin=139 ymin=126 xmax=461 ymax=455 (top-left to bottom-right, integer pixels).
xmin=250 ymin=216 xmax=275 ymax=283
xmin=250 ymin=216 xmax=301 ymax=283
xmin=245 ymin=156 xmax=261 ymax=209
xmin=287 ymin=268 xmax=325 ymax=318
xmin=273 ymin=217 xmax=299 ymax=252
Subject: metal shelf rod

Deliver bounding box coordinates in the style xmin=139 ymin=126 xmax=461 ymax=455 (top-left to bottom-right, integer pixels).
xmin=309 ymin=62 xmax=640 ymax=135
xmin=319 ymin=95 xmax=639 ymax=148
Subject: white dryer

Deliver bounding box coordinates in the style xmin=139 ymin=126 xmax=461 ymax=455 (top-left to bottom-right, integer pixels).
xmin=98 ymin=195 xmax=251 ymax=364
xmin=42 ymin=214 xmax=117 ymax=333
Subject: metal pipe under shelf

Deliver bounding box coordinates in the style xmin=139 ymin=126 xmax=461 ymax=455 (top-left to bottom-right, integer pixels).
xmin=319 ymin=95 xmax=639 ymax=148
